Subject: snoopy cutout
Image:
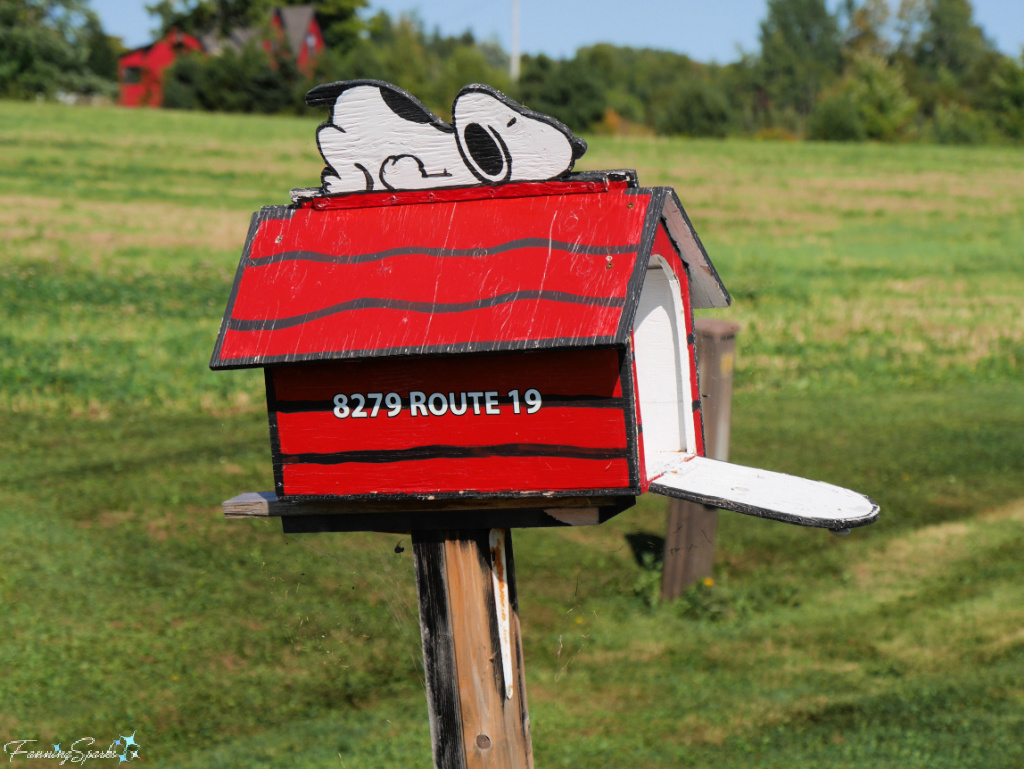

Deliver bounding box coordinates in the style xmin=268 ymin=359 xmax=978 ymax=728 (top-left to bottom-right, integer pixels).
xmin=305 ymin=79 xmax=588 ymax=194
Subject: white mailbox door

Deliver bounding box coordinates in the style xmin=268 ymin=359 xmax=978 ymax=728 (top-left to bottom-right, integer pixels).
xmin=649 ymin=454 xmax=879 ymax=530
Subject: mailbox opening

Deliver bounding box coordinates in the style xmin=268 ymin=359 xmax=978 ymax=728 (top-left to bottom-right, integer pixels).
xmin=633 ymin=254 xmax=700 ymax=480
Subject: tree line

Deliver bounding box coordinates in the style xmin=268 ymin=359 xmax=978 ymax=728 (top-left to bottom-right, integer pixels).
xmin=3 ymin=0 xmax=1022 ymax=144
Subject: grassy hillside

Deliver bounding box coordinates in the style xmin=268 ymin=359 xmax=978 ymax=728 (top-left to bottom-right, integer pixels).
xmin=2 ymin=100 xmax=1022 ymax=768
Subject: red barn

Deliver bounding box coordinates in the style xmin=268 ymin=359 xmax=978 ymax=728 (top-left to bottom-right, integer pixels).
xmin=118 ymin=6 xmax=323 ymax=108
xmin=118 ymin=30 xmax=202 ymax=108
xmin=268 ymin=6 xmax=324 ymax=73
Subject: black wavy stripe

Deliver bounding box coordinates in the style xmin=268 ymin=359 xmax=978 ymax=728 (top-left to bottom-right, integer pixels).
xmin=227 ymin=291 xmax=626 ymax=332
xmin=281 ymin=444 xmax=625 ymax=465
xmin=247 ymin=238 xmax=640 ymax=267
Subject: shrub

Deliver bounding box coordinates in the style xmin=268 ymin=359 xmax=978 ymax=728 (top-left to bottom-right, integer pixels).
xmin=163 ymin=43 xmax=300 ymax=114
xmin=654 ymin=80 xmax=733 ymax=138
xmin=809 ymin=53 xmax=916 ymax=141
xmin=808 ymin=92 xmax=866 ymax=140
xmin=929 ymin=103 xmax=999 ymax=145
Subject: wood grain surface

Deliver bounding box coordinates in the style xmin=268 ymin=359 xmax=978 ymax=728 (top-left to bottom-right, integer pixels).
xmin=413 ymin=530 xmax=532 ymax=769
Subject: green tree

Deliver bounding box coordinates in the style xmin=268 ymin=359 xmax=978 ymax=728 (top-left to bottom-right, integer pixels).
xmin=913 ymin=0 xmax=988 ymax=76
xmin=0 ymin=0 xmax=116 ymax=98
xmin=895 ymin=0 xmax=994 ymax=113
xmin=301 ymin=0 xmax=364 ymax=52
xmin=82 ymin=10 xmax=121 ymax=80
xmin=519 ymin=53 xmax=604 ymax=131
xmin=146 ymin=0 xmax=246 ymax=37
xmin=758 ymin=0 xmax=843 ymax=119
xmin=809 ymin=52 xmax=916 ymax=140
xmin=306 ymin=12 xmax=510 ymax=120
xmin=654 ymin=80 xmax=734 ymax=137
xmin=976 ymin=55 xmax=1024 ymax=140
xmin=840 ymin=0 xmax=893 ymax=59
xmin=575 ymin=43 xmax=698 ymax=128
xmin=163 ymin=40 xmax=299 ymax=112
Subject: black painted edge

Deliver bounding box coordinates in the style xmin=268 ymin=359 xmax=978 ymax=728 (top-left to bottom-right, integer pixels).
xmin=273 ymin=486 xmax=636 ymax=504
xmin=411 ymin=531 xmax=467 ymax=769
xmin=648 ymin=482 xmax=880 ymax=531
xmin=663 ymin=188 xmax=731 ymax=308
xmin=618 ymin=346 xmax=642 ymax=494
xmin=211 ymin=337 xmax=623 ymax=371
xmin=614 ymin=187 xmax=664 ymax=344
xmin=279 ymin=499 xmax=634 ymax=533
xmin=280 ymin=444 xmax=628 ymax=466
xmin=210 ymin=206 xmax=296 ymax=370
xmin=264 ymin=368 xmax=285 ymax=496
xmin=226 ymin=291 xmax=627 ymax=334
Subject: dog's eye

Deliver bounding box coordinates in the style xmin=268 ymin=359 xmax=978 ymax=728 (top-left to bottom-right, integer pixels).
xmin=506 ymin=117 xmax=517 ymax=127
xmin=464 ymin=123 xmax=505 ymax=177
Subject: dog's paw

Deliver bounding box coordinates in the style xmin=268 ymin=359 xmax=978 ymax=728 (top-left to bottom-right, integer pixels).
xmin=380 ymin=154 xmax=454 ymax=190
xmin=322 ymin=167 xmax=373 ymax=194
xmin=380 ymin=154 xmax=428 ymax=188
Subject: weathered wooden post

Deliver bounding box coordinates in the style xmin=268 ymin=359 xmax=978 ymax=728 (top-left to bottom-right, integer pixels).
xmin=413 ymin=529 xmax=532 ymax=768
xmin=212 ymin=80 xmax=878 ymax=768
xmin=662 ymin=318 xmax=740 ymax=600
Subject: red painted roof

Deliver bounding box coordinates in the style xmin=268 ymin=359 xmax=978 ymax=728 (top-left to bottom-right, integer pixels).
xmin=210 ymin=178 xmax=727 ymax=369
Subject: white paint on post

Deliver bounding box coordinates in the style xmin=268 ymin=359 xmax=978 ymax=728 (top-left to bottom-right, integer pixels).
xmin=650 ymin=454 xmax=880 ymax=529
xmin=633 ymin=257 xmax=696 ymax=479
xmin=489 ymin=529 xmax=514 ymax=700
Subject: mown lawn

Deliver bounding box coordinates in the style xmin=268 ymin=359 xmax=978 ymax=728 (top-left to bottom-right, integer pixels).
xmin=2 ymin=99 xmax=1022 ymax=768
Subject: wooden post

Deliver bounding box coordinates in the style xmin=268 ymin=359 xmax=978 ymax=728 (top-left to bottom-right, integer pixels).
xmin=661 ymin=319 xmax=740 ymax=601
xmin=413 ymin=529 xmax=533 ymax=769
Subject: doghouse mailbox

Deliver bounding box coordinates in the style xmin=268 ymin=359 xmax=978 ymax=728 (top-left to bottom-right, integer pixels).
xmin=212 ymin=173 xmax=877 ymax=532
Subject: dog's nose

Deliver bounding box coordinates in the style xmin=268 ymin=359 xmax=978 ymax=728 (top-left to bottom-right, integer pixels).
xmin=463 ymin=123 xmax=505 ymax=178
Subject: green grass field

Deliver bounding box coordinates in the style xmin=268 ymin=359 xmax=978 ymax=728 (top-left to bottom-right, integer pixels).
xmin=2 ymin=99 xmax=1023 ymax=768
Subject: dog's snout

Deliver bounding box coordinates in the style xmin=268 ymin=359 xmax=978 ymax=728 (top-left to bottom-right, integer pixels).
xmin=464 ymin=123 xmax=504 ymax=177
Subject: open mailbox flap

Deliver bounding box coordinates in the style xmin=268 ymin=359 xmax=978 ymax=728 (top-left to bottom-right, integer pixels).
xmin=649 ymin=455 xmax=879 ymax=531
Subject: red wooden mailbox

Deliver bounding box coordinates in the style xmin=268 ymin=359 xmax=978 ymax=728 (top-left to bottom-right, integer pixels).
xmin=212 ymin=172 xmax=877 ymax=532
xmin=212 ymin=80 xmax=878 ymax=769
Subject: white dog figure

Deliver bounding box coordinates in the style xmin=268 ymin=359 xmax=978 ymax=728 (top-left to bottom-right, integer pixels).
xmin=305 ymin=79 xmax=588 ymax=194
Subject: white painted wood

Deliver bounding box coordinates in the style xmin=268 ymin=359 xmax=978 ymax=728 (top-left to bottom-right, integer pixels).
xmin=649 ymin=454 xmax=879 ymax=529
xmin=488 ymin=529 xmax=514 ymax=701
xmin=313 ymin=81 xmax=584 ymax=193
xmin=660 ymin=194 xmax=729 ymax=309
xmin=454 ymin=87 xmax=578 ymax=184
xmin=632 ymin=258 xmax=697 ymax=479
xmin=317 ymin=85 xmax=476 ymax=193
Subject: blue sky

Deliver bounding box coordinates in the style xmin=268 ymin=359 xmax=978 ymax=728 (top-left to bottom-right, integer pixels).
xmin=95 ymin=0 xmax=1024 ymax=63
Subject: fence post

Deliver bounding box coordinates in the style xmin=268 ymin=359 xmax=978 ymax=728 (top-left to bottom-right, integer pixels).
xmin=661 ymin=318 xmax=740 ymax=601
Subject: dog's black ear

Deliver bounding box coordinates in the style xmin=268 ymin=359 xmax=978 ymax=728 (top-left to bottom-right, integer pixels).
xmin=306 ymin=79 xmax=455 ymax=134
xmin=305 ymin=79 xmax=379 ymax=107
xmin=379 ymin=86 xmax=436 ymax=124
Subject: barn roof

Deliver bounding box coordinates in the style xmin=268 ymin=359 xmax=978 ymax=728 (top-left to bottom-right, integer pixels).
xmin=276 ymin=5 xmax=316 ymax=55
xmin=210 ymin=176 xmax=728 ymax=370
xmin=197 ymin=5 xmax=316 ymax=56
